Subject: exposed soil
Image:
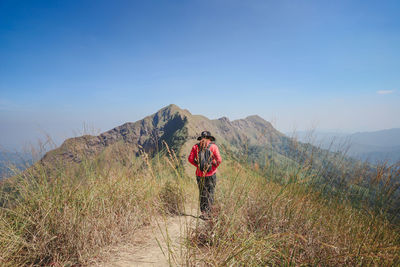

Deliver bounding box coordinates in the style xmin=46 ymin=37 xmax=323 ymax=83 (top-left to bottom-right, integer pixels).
xmin=90 ymin=206 xmax=198 ymax=267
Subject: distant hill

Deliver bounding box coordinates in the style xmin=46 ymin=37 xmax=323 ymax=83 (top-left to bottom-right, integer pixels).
xmin=293 ymin=128 xmax=400 ymax=164
xmin=0 ymin=151 xmax=32 ymax=180
xmin=351 ymin=128 xmax=400 ymax=147
xmin=39 ymin=104 xmax=288 ymax=171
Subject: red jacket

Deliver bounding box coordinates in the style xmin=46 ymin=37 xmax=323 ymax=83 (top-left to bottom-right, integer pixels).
xmin=188 ymin=140 xmax=222 ymax=177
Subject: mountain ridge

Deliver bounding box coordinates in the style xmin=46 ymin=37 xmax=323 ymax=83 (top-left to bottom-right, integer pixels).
xmin=39 ymin=104 xmax=286 ymax=170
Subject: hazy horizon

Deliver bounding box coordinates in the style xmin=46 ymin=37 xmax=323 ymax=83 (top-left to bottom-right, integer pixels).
xmin=1 ymin=1 xmax=399 ymax=150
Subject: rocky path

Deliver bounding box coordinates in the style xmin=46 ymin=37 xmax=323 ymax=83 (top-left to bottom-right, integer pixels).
xmin=91 ymin=207 xmax=198 ymax=267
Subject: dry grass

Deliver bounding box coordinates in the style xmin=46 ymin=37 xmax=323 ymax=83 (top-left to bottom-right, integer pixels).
xmin=1 ymin=138 xmax=399 ymax=266
xmin=185 ymin=160 xmax=400 ymax=266
xmin=159 ymin=180 xmax=185 ymax=215
xmin=0 ymin=147 xmax=186 ymax=266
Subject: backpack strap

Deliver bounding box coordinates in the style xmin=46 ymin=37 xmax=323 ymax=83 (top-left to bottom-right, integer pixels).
xmin=197 ymin=142 xmax=213 ymax=150
xmin=207 ymin=143 xmax=215 ymax=160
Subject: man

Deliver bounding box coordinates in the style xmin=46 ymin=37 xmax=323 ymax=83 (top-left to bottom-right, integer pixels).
xmin=188 ymin=131 xmax=222 ymax=218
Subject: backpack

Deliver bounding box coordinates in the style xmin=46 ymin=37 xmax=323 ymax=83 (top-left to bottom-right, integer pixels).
xmin=197 ymin=143 xmax=214 ymax=173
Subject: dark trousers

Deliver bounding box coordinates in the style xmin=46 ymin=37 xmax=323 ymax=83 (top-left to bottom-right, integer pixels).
xmin=196 ymin=174 xmax=216 ymax=213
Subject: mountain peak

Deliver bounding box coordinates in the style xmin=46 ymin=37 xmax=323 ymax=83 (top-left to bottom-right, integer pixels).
xmin=163 ymin=104 xmax=187 ymax=112
xmin=156 ymin=104 xmax=191 ymax=117
xmin=165 ymin=103 xmax=181 ymax=110
xmin=218 ymin=116 xmax=230 ymax=122
xmin=245 ymin=115 xmax=266 ymax=123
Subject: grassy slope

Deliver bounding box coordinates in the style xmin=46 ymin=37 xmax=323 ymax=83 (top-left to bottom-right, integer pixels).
xmin=0 ymin=142 xmax=399 ymax=266
xmin=186 ymin=160 xmax=400 ymax=266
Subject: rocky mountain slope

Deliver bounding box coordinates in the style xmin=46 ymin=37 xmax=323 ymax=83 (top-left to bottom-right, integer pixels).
xmin=39 ymin=104 xmax=287 ymax=170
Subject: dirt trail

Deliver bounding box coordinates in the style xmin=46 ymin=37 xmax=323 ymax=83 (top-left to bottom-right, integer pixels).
xmin=91 ymin=206 xmax=198 ymax=267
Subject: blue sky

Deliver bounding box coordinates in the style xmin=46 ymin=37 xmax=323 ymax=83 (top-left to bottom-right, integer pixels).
xmin=1 ymin=0 xmax=399 ymax=150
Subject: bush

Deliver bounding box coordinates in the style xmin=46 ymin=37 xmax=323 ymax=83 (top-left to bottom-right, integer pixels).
xmin=159 ymin=181 xmax=184 ymax=215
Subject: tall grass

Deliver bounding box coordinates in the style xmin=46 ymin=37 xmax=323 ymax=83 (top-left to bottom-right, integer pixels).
xmin=0 ymin=144 xmax=186 ymax=266
xmin=1 ymin=135 xmax=399 ymax=266
xmin=184 ymin=138 xmax=400 ymax=266
xmin=281 ymin=134 xmax=400 ymax=220
xmin=185 ymin=159 xmax=400 ymax=265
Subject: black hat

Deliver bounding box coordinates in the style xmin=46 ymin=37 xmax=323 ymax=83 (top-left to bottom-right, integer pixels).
xmin=197 ymin=131 xmax=215 ymax=141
